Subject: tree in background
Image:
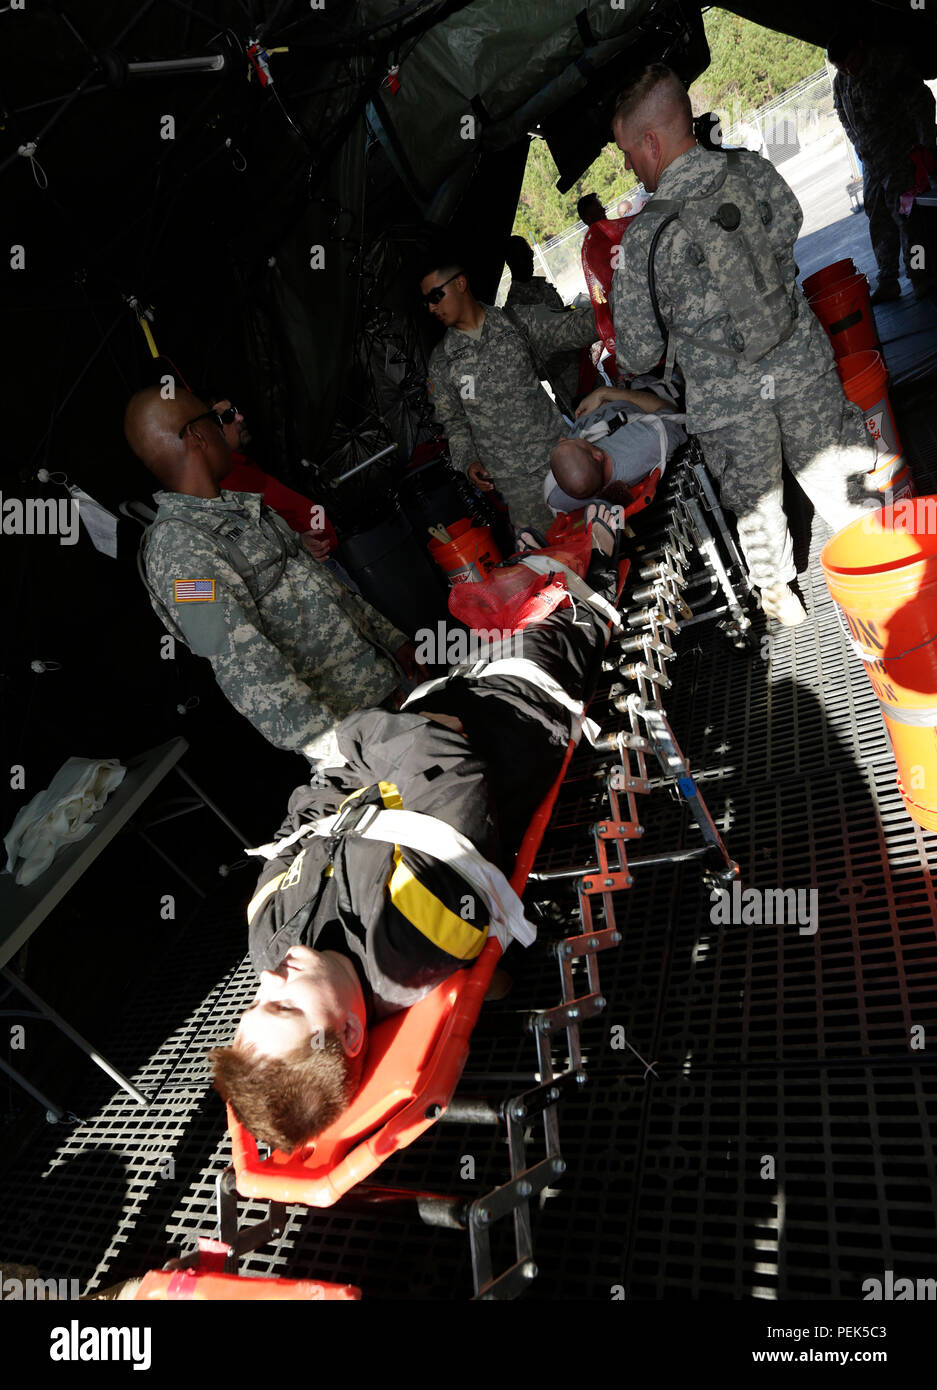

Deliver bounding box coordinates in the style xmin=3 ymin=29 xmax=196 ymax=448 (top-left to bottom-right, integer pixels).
xmin=512 ymin=8 xmax=825 ymax=247
xmin=512 ymin=139 xmax=633 ymax=246
xmin=691 ymin=9 xmax=824 ymax=116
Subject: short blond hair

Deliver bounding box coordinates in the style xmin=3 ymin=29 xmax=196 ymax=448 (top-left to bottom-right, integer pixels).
xmin=613 ymin=62 xmax=692 ymax=140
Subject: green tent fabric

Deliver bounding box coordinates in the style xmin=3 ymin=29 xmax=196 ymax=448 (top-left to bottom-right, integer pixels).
xmin=364 ymin=0 xmax=656 ymax=205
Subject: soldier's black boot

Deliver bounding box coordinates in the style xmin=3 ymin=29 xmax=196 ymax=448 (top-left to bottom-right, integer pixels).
xmin=869 ymin=278 xmax=902 ymax=305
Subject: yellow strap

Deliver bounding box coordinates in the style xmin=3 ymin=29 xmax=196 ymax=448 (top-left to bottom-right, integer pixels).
xmin=338 ymin=781 xmax=404 ymax=813
xmin=246 ymin=870 xmax=286 ymax=926
xmin=138 ymin=316 xmax=159 ymax=359
xmin=388 ymin=859 xmax=486 ymax=960
xmin=260 ymin=780 xmax=482 ymax=958
xmin=341 ymin=782 xmax=486 ymax=957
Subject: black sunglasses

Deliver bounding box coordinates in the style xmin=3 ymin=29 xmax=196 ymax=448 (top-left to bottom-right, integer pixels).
xmin=178 ymin=404 xmax=238 ymax=440
xmin=421 ymin=272 xmax=462 ymax=306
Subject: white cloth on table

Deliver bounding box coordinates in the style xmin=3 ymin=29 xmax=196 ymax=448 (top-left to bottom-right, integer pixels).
xmin=3 ymin=758 xmax=126 ymax=886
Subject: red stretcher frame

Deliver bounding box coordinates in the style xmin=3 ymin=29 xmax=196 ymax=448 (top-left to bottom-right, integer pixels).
xmin=227 ymin=482 xmax=658 ymax=1209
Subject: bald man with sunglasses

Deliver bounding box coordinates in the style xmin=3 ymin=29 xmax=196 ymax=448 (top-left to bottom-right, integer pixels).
xmin=420 ymin=259 xmax=599 ymax=536
xmin=125 ymin=387 xmax=417 ymax=766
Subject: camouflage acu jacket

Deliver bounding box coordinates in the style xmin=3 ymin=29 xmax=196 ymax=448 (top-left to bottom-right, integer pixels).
xmin=142 ymin=489 xmax=405 ymax=762
xmin=505 ymin=276 xmax=564 ymax=311
xmin=833 ymin=45 xmax=936 ymax=175
xmin=611 ymin=144 xmax=837 ymax=433
xmin=426 ymin=303 xmax=597 ymax=478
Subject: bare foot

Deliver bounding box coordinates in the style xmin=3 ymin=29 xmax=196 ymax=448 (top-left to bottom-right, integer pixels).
xmin=585 ymin=501 xmax=625 ymax=557
xmin=514 ymin=529 xmax=542 ymax=554
xmin=419 ymin=711 xmax=465 ymax=734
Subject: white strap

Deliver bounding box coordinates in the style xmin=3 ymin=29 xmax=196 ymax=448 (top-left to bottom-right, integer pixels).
xmin=246 ymin=805 xmax=536 ymax=949
xmin=517 ymin=555 xmax=623 ymax=630
xmin=475 ymin=657 xmax=602 ymax=746
xmin=401 ymin=674 xmax=450 ymax=707
xmin=403 ymin=656 xmax=601 ymax=746
xmin=628 ymin=411 xmax=686 ymax=474
xmin=245 ymin=820 xmax=314 ymax=860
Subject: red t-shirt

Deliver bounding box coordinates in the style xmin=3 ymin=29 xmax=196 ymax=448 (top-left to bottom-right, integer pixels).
xmin=222 ymin=452 xmax=337 ymax=551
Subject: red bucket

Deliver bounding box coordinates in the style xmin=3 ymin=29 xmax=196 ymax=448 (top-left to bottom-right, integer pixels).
xmin=427 ymin=517 xmax=501 ymax=585
xmin=809 ymin=273 xmax=878 ymax=359
xmin=802 ymin=258 xmax=857 ymax=301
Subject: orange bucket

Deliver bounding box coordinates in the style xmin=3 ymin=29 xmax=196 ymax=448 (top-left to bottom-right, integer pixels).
xmin=809 ymin=273 xmax=878 ymax=359
xmin=427 ymin=517 xmax=501 ymax=585
xmin=802 ymin=258 xmax=856 ymax=301
xmin=836 ymin=350 xmax=915 ymax=502
xmin=868 ymin=458 xmax=915 ymax=503
xmin=821 ymin=500 xmax=937 ymax=829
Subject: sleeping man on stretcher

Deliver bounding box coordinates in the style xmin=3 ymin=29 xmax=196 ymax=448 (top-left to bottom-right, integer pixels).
xmin=210 ymin=503 xmax=627 ymax=1154
xmin=543 ymin=378 xmax=686 ymax=517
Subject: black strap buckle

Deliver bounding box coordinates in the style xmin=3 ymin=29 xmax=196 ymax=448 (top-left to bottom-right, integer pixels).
xmin=326 ymin=800 xmax=379 ymax=860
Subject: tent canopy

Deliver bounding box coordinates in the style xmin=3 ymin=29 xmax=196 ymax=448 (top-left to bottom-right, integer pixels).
xmin=2 ymin=0 xmax=936 ymax=819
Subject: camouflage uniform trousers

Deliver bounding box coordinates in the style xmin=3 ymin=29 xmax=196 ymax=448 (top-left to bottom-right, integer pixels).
xmin=426 ymin=303 xmax=597 ymax=541
xmin=496 ymin=460 xmax=557 ymax=535
xmin=696 ymin=367 xmax=876 ymax=588
xmin=505 ymin=275 xmax=581 ymax=408
xmin=863 ymin=155 xmax=930 ymax=287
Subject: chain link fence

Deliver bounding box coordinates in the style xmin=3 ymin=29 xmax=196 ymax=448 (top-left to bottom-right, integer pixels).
xmin=495 ymin=196 xmax=638 ymax=307
xmin=498 ymin=65 xmax=871 ymax=307
xmin=719 ymin=66 xmax=847 ymax=167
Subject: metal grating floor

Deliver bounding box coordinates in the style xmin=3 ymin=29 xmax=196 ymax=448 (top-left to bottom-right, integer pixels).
xmin=2 ymin=404 xmax=937 ymax=1299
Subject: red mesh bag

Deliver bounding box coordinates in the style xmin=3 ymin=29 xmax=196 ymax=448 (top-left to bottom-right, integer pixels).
xmin=448 ymin=529 xmax=595 ymax=633
xmin=581 ymin=216 xmax=637 ymax=370
xmin=899 ymin=145 xmax=937 ymax=214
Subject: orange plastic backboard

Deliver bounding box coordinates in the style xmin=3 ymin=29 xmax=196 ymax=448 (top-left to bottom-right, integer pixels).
xmin=136 ymin=1268 xmax=360 ymax=1300
xmin=227 ymin=545 xmax=633 ymax=1208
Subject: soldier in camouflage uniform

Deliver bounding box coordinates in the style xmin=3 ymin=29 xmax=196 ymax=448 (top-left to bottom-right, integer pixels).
xmin=577 ymin=193 xmax=607 ymax=227
xmin=610 ymin=64 xmax=877 ymax=626
xmin=124 ymin=387 xmax=411 ymax=764
xmin=503 ymin=236 xmax=584 ymax=411
xmin=829 ymin=33 xmax=937 ymax=303
xmin=504 ymin=236 xmax=564 ymax=311
xmin=421 ymin=257 xmax=599 ymax=535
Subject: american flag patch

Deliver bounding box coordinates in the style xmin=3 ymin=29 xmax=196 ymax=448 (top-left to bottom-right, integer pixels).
xmin=174 ymin=579 xmax=215 ymax=603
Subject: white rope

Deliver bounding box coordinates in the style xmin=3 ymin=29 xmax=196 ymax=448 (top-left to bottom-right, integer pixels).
xmin=517 ymin=554 xmax=623 ymax=630
xmin=18 ymin=141 xmax=49 ymax=190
